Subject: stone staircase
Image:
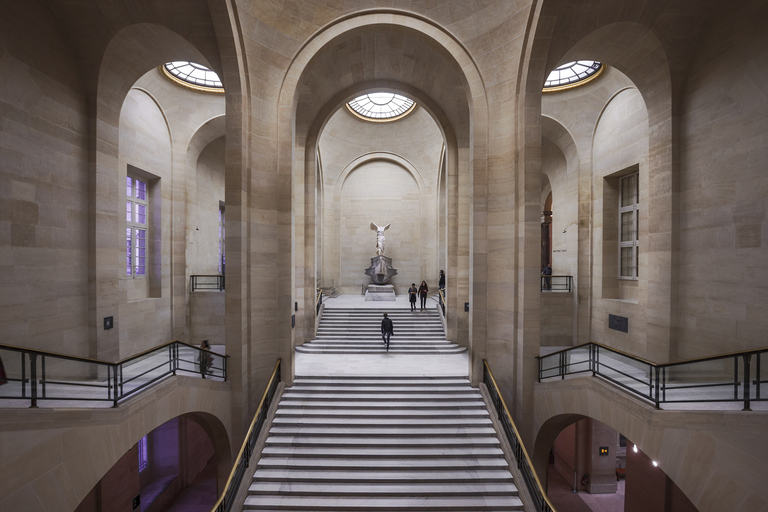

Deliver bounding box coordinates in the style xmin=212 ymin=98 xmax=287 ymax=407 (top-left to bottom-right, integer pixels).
xmin=244 ymin=376 xmax=524 ymax=511
xmin=296 ymin=307 xmax=466 ymax=354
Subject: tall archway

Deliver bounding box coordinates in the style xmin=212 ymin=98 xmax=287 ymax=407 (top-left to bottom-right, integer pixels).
xmin=276 ymin=12 xmax=488 ymax=384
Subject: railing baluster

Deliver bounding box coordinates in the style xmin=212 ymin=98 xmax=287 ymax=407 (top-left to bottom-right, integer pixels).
xmin=654 ymin=365 xmax=660 ymax=409
xmin=41 ymin=354 xmax=46 ymax=398
xmin=29 ymin=353 xmax=38 ymax=408
xmin=743 ymin=354 xmax=751 ymax=411
xmin=756 ymin=353 xmax=761 ymax=401
xmin=21 ymin=352 xmax=27 ymax=399
xmin=734 ymin=357 xmax=739 ymax=400
xmin=113 ymin=363 xmax=119 ymax=407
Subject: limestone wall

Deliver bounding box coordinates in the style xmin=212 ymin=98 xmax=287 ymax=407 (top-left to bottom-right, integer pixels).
xmin=677 ymin=1 xmax=768 ymax=359
xmin=0 ymin=1 xmax=89 ymax=357
xmin=318 ymin=107 xmax=444 ymax=295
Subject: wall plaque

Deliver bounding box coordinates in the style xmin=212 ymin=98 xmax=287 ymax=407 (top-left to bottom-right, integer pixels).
xmin=609 ymin=314 xmax=628 ymax=333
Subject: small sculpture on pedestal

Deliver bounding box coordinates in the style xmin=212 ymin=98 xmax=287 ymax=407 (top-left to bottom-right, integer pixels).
xmin=364 ymin=223 xmax=398 ymax=300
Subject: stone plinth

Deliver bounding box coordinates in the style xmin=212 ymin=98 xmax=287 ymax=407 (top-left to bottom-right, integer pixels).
xmin=364 ymin=255 xmax=398 ymax=285
xmin=365 ymin=284 xmax=396 ymax=301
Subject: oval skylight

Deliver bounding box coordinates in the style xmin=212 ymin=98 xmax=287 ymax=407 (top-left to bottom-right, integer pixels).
xmin=543 ymin=61 xmax=603 ymax=92
xmin=346 ymin=92 xmax=416 ymax=122
xmin=162 ymin=61 xmax=224 ymax=93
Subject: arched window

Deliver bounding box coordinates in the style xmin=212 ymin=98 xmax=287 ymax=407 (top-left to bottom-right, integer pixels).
xmin=346 ymin=92 xmax=416 ymax=122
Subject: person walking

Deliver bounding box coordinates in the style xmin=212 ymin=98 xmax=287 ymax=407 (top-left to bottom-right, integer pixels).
xmin=439 ymin=270 xmax=445 ymax=291
xmin=408 ymin=283 xmax=418 ymax=311
xmin=199 ymin=340 xmax=214 ymax=375
xmin=418 ymin=280 xmax=429 ymax=311
xmin=381 ymin=313 xmax=394 ymax=352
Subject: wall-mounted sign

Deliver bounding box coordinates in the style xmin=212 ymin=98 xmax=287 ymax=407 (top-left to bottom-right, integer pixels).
xmin=609 ymin=314 xmax=628 ymax=333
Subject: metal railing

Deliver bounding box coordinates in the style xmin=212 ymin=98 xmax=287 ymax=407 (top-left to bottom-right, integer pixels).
xmin=316 ymin=288 xmax=323 ymax=315
xmin=438 ymin=288 xmax=446 ymax=315
xmin=483 ymin=360 xmax=556 ymax=512
xmin=212 ymin=359 xmax=281 ymax=512
xmin=540 ymin=275 xmax=571 ymax=292
xmin=191 ymin=275 xmax=225 ymax=291
xmin=0 ymin=341 xmax=227 ymax=408
xmin=537 ymin=342 xmax=768 ymax=410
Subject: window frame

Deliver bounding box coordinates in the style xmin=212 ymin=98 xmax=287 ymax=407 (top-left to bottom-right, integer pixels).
xmin=618 ymin=172 xmax=639 ymax=280
xmin=126 ymin=175 xmax=149 ymax=278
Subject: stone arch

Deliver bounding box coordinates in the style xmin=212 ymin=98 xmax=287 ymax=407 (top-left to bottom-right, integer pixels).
xmin=520 ymin=15 xmax=677 ymax=429
xmin=530 ymin=376 xmax=768 ymax=512
xmin=276 ymin=11 xmax=490 ymax=383
xmin=90 ymin=21 xmax=229 ymax=362
xmin=333 ymin=153 xmax=427 ymax=197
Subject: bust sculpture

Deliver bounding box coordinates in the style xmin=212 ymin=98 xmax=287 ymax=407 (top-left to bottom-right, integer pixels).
xmin=370 ymin=222 xmax=390 ymax=256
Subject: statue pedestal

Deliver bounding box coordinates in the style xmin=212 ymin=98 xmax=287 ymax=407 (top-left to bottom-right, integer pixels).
xmin=364 ymin=255 xmax=398 ymax=285
xmin=365 ymin=284 xmax=396 ymax=301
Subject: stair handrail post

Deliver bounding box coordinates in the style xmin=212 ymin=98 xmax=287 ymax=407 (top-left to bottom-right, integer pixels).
xmin=743 ymin=353 xmax=752 ymax=411
xmin=29 ymin=352 xmax=38 ymax=408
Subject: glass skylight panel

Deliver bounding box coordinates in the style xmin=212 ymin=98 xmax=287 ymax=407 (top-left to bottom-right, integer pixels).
xmin=544 ymin=61 xmax=602 ymax=89
xmin=163 ymin=61 xmax=223 ymax=91
xmin=347 ymin=92 xmax=416 ymax=121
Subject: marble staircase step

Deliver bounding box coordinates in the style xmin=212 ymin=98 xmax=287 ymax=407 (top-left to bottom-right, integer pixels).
xmin=248 ymin=481 xmax=519 ymax=497
xmin=243 ymin=495 xmax=525 ymax=511
xmin=255 ymin=457 xmax=512 ymax=470
xmin=251 ymin=469 xmax=514 ymax=483
xmin=264 ymin=435 xmax=499 ymax=446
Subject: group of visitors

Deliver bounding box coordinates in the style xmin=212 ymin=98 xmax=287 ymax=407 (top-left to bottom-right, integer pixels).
xmin=407 ymin=269 xmax=445 ymax=312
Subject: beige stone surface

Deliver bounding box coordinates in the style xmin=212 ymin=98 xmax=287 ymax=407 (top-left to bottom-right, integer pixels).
xmin=1 ymin=0 xmax=768 ymax=510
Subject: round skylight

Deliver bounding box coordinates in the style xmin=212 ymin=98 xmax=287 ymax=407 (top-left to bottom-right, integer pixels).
xmin=346 ymin=93 xmax=416 ymax=122
xmin=543 ymin=61 xmax=603 ymax=91
xmin=162 ymin=61 xmax=224 ymax=93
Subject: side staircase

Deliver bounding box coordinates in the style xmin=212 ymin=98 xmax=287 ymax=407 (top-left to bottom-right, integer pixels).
xmin=296 ymin=307 xmax=466 ymax=354
xmin=244 ymin=375 xmax=524 ymax=511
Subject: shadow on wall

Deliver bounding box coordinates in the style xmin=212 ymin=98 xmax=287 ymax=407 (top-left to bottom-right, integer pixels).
xmin=74 ymin=414 xmax=218 ymax=512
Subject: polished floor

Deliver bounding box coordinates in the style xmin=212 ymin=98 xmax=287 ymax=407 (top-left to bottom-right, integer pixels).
xmin=547 ymin=464 xmax=625 ymax=512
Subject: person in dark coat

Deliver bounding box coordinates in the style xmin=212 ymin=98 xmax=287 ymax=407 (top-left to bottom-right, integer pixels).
xmin=408 ymin=283 xmax=418 ymax=311
xmin=439 ymin=270 xmax=445 ymax=291
xmin=381 ymin=313 xmax=394 ymax=352
xmin=418 ymin=280 xmax=429 ymax=311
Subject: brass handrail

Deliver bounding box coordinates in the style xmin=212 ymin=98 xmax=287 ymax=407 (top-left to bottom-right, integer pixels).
xmin=484 ymin=360 xmax=557 ymax=512
xmin=536 ymin=341 xmax=768 ymax=368
xmin=210 ymin=359 xmax=281 ymax=512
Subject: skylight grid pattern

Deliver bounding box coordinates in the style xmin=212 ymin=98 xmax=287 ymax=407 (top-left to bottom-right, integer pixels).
xmin=348 ymin=93 xmax=415 ymax=120
xmin=164 ymin=61 xmax=223 ymax=89
xmin=544 ymin=61 xmax=602 ymax=88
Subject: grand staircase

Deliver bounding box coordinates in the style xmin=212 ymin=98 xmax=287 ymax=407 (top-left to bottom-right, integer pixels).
xmin=296 ymin=307 xmax=466 ymax=354
xmin=244 ymin=375 xmax=524 ymax=511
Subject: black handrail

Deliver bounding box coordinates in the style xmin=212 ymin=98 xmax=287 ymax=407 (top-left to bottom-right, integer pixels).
xmin=540 ymin=275 xmax=572 ymax=292
xmin=316 ymin=288 xmax=323 ymax=315
xmin=0 ymin=341 xmax=228 ymax=408
xmin=483 ymin=360 xmax=556 ymax=512
xmin=212 ymin=359 xmax=281 ymax=512
xmin=537 ymin=342 xmax=768 ymax=411
xmin=191 ymin=275 xmax=225 ymax=291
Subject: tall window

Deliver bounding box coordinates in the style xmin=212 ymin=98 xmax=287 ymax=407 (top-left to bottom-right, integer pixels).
xmin=126 ymin=176 xmax=148 ymax=277
xmin=138 ymin=435 xmax=148 ymax=472
xmin=218 ymin=203 xmax=225 ymax=275
xmin=619 ymin=173 xmax=639 ymax=279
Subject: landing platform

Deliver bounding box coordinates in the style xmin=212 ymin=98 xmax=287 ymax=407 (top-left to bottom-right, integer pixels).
xmin=299 ymin=294 xmax=466 ymax=377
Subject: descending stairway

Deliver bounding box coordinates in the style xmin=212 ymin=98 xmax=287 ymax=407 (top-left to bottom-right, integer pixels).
xmin=296 ymin=307 xmax=466 ymax=354
xmin=244 ymin=375 xmax=524 ymax=511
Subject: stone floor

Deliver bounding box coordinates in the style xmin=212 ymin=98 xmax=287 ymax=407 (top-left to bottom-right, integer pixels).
xmin=546 ymin=464 xmax=625 ymax=512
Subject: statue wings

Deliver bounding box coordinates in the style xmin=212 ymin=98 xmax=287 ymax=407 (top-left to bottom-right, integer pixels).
xmin=370 ymin=223 xmax=391 ymax=232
